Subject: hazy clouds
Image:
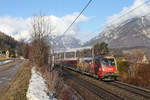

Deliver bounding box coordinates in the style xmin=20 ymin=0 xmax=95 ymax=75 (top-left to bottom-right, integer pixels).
xmin=0 ymin=12 xmax=88 ymax=40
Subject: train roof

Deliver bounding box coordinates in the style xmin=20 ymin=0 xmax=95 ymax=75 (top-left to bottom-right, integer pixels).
xmin=55 ymin=46 xmax=92 ymax=53
xmin=84 ymin=57 xmax=94 ymax=61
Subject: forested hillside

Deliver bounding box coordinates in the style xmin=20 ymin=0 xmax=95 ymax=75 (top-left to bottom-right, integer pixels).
xmin=0 ymin=31 xmax=17 ymax=50
xmin=0 ymin=31 xmax=28 ymax=58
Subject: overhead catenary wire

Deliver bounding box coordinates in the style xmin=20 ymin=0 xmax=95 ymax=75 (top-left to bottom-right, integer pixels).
xmin=80 ymin=0 xmax=150 ymax=40
xmin=71 ymin=12 xmax=150 ymax=58
xmin=63 ymin=0 xmax=93 ymax=35
xmin=108 ymin=0 xmax=150 ymax=25
xmin=79 ymin=12 xmax=150 ymax=44
xmin=56 ymin=0 xmax=150 ymax=53
xmin=112 ymin=12 xmax=150 ymax=48
xmin=106 ymin=11 xmax=150 ymax=35
xmin=109 ymin=12 xmax=150 ymax=36
xmin=62 ymin=0 xmax=150 ymax=40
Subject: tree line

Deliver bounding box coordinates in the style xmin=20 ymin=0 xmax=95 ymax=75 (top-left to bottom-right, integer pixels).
xmin=0 ymin=32 xmax=29 ymax=58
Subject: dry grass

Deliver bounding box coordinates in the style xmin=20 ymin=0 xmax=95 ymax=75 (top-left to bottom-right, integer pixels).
xmin=122 ymin=64 xmax=150 ymax=89
xmin=0 ymin=60 xmax=32 ymax=100
xmin=41 ymin=65 xmax=83 ymax=100
xmin=41 ymin=65 xmax=64 ymax=92
xmin=118 ymin=72 xmax=128 ymax=81
xmin=59 ymin=85 xmax=81 ymax=100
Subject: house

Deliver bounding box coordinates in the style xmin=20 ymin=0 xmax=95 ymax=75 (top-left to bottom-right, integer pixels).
xmin=128 ymin=53 xmax=150 ymax=77
xmin=136 ymin=53 xmax=149 ymax=64
xmin=0 ymin=50 xmax=9 ymax=58
xmin=5 ymin=50 xmax=9 ymax=58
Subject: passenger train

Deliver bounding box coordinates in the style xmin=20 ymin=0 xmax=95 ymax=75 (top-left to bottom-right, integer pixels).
xmin=54 ymin=48 xmax=119 ymax=80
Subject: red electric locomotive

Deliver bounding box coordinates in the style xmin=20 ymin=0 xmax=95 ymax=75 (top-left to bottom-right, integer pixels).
xmin=77 ymin=56 xmax=119 ymax=80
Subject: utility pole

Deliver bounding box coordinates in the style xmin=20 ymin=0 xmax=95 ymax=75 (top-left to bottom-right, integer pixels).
xmin=52 ymin=40 xmax=55 ymax=69
xmin=50 ymin=40 xmax=55 ymax=71
xmin=92 ymin=46 xmax=94 ymax=57
xmin=75 ymin=51 xmax=77 ymax=59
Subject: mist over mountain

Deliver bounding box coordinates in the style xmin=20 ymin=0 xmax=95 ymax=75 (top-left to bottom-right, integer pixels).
xmin=53 ymin=35 xmax=83 ymax=52
xmin=84 ymin=16 xmax=150 ymax=49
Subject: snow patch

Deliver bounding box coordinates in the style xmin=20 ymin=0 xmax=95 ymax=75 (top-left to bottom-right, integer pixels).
xmin=0 ymin=60 xmax=12 ymax=65
xmin=26 ymin=67 xmax=57 ymax=100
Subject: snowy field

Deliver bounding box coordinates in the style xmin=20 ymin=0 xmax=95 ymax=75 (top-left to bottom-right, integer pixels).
xmin=26 ymin=67 xmax=57 ymax=100
xmin=0 ymin=60 xmax=12 ymax=65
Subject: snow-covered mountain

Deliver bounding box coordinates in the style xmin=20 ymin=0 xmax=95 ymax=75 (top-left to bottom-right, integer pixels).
xmin=84 ymin=16 xmax=150 ymax=49
xmin=52 ymin=16 xmax=150 ymax=51
xmin=52 ymin=35 xmax=83 ymax=52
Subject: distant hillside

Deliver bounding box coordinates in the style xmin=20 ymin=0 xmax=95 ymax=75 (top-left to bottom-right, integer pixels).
xmin=53 ymin=35 xmax=83 ymax=52
xmin=84 ymin=16 xmax=150 ymax=49
xmin=0 ymin=31 xmax=18 ymax=50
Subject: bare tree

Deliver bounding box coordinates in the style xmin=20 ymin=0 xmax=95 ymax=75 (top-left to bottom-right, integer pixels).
xmin=29 ymin=12 xmax=55 ymax=67
xmin=17 ymin=39 xmax=29 ymax=58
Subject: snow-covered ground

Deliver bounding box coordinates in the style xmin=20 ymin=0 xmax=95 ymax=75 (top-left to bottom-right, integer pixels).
xmin=0 ymin=60 xmax=12 ymax=65
xmin=26 ymin=67 xmax=57 ymax=100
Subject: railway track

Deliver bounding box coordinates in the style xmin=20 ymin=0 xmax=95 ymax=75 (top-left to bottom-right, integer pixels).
xmin=63 ymin=70 xmax=124 ymax=100
xmin=108 ymin=81 xmax=150 ymax=99
xmin=62 ymin=67 xmax=150 ymax=100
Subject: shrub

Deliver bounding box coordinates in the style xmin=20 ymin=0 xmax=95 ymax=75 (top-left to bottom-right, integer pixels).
xmin=123 ymin=64 xmax=150 ymax=89
xmin=117 ymin=61 xmax=130 ymax=73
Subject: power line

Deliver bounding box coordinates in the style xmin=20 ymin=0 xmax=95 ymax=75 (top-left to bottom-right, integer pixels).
xmin=63 ymin=0 xmax=93 ymax=35
xmin=116 ymin=12 xmax=150 ymax=32
xmin=57 ymin=0 xmax=150 ymax=52
xmin=63 ymin=0 xmax=150 ymax=40
xmin=81 ymin=0 xmax=150 ymax=40
xmin=79 ymin=12 xmax=150 ymax=43
xmin=108 ymin=0 xmax=150 ymax=25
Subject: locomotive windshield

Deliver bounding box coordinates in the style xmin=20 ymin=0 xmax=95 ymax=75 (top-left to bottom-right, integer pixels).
xmin=102 ymin=58 xmax=115 ymax=67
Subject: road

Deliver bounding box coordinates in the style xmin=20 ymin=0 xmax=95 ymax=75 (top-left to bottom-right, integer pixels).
xmin=0 ymin=59 xmax=25 ymax=92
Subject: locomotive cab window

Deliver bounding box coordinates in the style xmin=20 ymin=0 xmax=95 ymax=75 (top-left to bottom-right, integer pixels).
xmin=109 ymin=58 xmax=115 ymax=66
xmin=102 ymin=58 xmax=115 ymax=67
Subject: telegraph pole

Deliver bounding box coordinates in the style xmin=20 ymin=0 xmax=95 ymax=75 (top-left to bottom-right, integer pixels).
xmin=92 ymin=46 xmax=94 ymax=57
xmin=52 ymin=40 xmax=55 ymax=69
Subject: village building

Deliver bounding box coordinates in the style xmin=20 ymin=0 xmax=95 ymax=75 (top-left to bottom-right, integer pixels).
xmin=128 ymin=53 xmax=150 ymax=78
xmin=5 ymin=50 xmax=9 ymax=58
xmin=136 ymin=53 xmax=149 ymax=64
xmin=0 ymin=50 xmax=9 ymax=58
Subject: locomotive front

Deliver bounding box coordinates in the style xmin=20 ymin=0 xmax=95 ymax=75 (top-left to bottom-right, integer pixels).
xmin=97 ymin=56 xmax=119 ymax=80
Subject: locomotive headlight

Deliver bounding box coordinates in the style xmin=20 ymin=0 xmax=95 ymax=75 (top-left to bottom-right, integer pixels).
xmin=115 ymin=67 xmax=119 ymax=74
xmin=102 ymin=68 xmax=105 ymax=72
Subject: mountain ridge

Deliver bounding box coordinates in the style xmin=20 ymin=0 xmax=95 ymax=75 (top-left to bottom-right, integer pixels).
xmin=53 ymin=35 xmax=83 ymax=52
xmin=84 ymin=16 xmax=150 ymax=49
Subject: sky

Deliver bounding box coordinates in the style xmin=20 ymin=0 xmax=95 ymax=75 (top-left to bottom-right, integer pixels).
xmin=0 ymin=0 xmax=150 ymax=42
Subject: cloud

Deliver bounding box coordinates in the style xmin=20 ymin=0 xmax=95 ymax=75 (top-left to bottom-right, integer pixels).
xmin=0 ymin=16 xmax=30 ymax=40
xmin=53 ymin=12 xmax=88 ymax=35
xmin=0 ymin=12 xmax=88 ymax=40
xmin=107 ymin=0 xmax=150 ymax=25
